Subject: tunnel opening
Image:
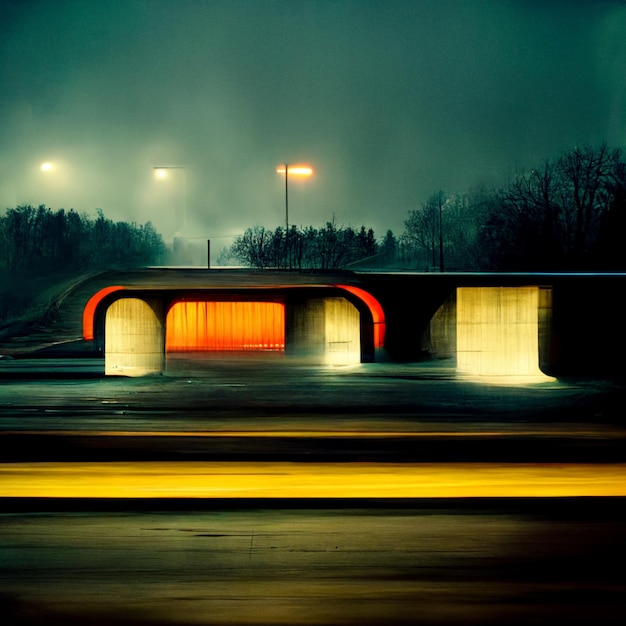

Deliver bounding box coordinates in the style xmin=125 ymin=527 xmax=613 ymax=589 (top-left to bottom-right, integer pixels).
xmin=165 ymin=300 xmax=286 ymax=352
xmin=91 ymin=282 xmax=385 ymax=375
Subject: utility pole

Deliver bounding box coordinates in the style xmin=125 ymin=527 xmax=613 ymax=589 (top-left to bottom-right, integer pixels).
xmin=284 ymin=163 xmax=289 ymax=231
xmin=438 ymin=192 xmax=444 ymax=272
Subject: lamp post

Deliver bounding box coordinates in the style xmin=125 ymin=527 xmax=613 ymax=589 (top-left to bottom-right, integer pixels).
xmin=276 ymin=164 xmax=313 ymax=231
xmin=438 ymin=192 xmax=444 ymax=272
xmin=153 ymin=165 xmax=187 ymax=234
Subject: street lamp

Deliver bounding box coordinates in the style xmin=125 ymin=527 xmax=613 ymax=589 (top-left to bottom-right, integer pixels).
xmin=276 ymin=164 xmax=313 ymax=231
xmin=153 ymin=165 xmax=187 ymax=233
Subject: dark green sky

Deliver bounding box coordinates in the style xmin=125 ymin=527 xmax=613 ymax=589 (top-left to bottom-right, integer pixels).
xmin=1 ymin=0 xmax=624 ymax=246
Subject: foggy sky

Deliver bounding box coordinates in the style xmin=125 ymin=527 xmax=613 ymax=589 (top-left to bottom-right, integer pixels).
xmin=1 ymin=0 xmax=625 ymax=252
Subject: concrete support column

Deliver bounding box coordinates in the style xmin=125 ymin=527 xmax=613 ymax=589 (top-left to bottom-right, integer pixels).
xmin=286 ymin=297 xmax=361 ymax=365
xmin=456 ymin=286 xmax=550 ymax=379
xmin=105 ymin=297 xmax=165 ymax=376
xmin=538 ymin=287 xmax=554 ymax=374
xmin=424 ymin=291 xmax=457 ymax=360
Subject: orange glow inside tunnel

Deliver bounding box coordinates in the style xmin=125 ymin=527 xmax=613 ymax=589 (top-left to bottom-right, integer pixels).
xmin=166 ymin=301 xmax=285 ymax=351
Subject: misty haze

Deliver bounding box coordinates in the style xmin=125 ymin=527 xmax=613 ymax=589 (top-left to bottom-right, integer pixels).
xmin=2 ymin=4 xmax=626 ymax=626
xmin=1 ymin=0 xmax=625 ymax=262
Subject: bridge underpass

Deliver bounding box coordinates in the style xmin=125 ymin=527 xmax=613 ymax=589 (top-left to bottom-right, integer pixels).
xmin=78 ymin=270 xmax=587 ymax=381
xmin=87 ymin=283 xmax=381 ymax=376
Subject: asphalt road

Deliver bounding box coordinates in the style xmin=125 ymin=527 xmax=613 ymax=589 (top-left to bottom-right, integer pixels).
xmin=1 ymin=355 xmax=625 ymax=624
xmin=2 ymin=355 xmax=626 ymax=464
xmin=2 ymin=501 xmax=625 ymax=626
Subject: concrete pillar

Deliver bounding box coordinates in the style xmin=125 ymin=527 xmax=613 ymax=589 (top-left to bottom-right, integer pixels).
xmin=456 ymin=286 xmax=551 ymax=379
xmin=105 ymin=297 xmax=165 ymax=376
xmin=538 ymin=287 xmax=554 ymax=373
xmin=286 ymin=297 xmax=361 ymax=365
xmin=324 ymin=297 xmax=361 ymax=365
xmin=424 ymin=291 xmax=457 ymax=360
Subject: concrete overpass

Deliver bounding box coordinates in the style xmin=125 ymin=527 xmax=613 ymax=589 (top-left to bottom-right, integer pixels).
xmin=79 ymin=269 xmax=626 ymax=379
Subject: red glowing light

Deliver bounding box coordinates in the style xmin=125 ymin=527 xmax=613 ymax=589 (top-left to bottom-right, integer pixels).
xmin=83 ymin=286 xmax=126 ymax=340
xmin=335 ymin=285 xmax=385 ymax=348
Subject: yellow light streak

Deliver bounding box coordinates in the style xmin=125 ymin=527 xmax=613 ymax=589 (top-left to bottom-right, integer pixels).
xmin=1 ymin=462 xmax=625 ymax=498
xmin=7 ymin=429 xmax=590 ymax=438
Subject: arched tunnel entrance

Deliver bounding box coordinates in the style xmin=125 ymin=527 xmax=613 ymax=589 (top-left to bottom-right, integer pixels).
xmin=88 ymin=285 xmax=382 ymax=376
xmin=84 ymin=273 xmax=559 ymax=379
xmin=80 ymin=267 xmax=626 ymax=380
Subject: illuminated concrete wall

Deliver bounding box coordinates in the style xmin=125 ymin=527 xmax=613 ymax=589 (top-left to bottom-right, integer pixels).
xmin=538 ymin=287 xmax=553 ymax=373
xmin=324 ymin=297 xmax=361 ymax=365
xmin=105 ymin=297 xmax=165 ymax=376
xmin=286 ymin=297 xmax=361 ymax=365
xmin=457 ymin=286 xmax=548 ymax=378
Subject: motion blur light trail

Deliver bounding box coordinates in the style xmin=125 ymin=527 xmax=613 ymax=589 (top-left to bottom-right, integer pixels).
xmin=1 ymin=462 xmax=625 ymax=498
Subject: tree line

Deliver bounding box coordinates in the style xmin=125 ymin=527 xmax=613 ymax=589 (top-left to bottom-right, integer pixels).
xmin=0 ymin=205 xmax=166 ymax=273
xmin=3 ymin=144 xmax=624 ymax=276
xmin=228 ymin=144 xmax=626 ymax=272
xmin=229 ymin=221 xmax=379 ymax=270
xmin=400 ymin=144 xmax=626 ymax=271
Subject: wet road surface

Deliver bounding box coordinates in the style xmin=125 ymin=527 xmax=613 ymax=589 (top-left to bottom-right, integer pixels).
xmin=2 ymin=501 xmax=625 ymax=626
xmin=1 ymin=355 xmax=625 ymax=624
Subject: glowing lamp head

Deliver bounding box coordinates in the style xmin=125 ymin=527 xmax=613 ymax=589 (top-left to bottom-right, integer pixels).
xmin=276 ymin=164 xmax=313 ymax=176
xmin=40 ymin=162 xmax=53 ymax=172
xmin=154 ymin=168 xmax=168 ymax=179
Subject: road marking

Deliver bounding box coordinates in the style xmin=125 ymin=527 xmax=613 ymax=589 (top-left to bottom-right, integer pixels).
xmin=3 ymin=429 xmax=621 ymax=438
xmin=1 ymin=462 xmax=625 ymax=498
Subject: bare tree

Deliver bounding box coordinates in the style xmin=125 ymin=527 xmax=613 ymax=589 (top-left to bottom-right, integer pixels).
xmin=230 ymin=222 xmax=380 ymax=270
xmin=381 ymin=230 xmax=397 ymax=263
xmin=0 ymin=205 xmax=165 ymax=273
xmin=477 ymin=145 xmax=624 ymax=270
xmin=231 ymin=227 xmax=270 ymax=269
xmin=402 ymin=192 xmax=444 ymax=270
xmin=558 ymin=144 xmax=619 ymax=264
